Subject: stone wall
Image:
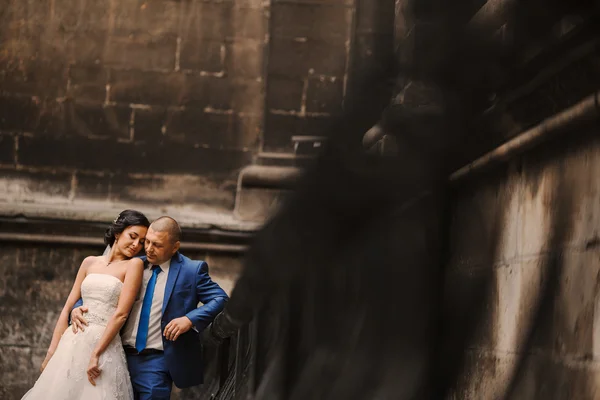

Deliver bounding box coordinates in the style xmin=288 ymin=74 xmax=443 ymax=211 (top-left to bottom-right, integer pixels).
xmin=0 ymin=0 xmax=357 ymax=217
xmin=0 ymin=242 xmax=242 ymax=399
xmin=446 ymin=129 xmax=600 ymax=399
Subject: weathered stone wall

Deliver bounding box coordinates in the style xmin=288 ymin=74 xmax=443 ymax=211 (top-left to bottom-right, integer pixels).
xmin=0 ymin=242 xmax=242 ymax=399
xmin=0 ymin=0 xmax=357 ymax=216
xmin=446 ymin=129 xmax=600 ymax=399
xmin=0 ymin=0 xmax=268 ymax=214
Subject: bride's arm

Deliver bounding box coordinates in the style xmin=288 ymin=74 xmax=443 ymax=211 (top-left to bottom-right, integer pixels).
xmin=87 ymin=258 xmax=143 ymax=385
xmin=41 ymin=256 xmax=93 ymax=371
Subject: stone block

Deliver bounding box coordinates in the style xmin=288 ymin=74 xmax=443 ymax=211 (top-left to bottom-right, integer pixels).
xmin=165 ymin=108 xmax=233 ymax=147
xmin=0 ymin=58 xmax=68 ymax=98
xmin=180 ymin=39 xmax=224 ymax=73
xmin=179 ymin=1 xmax=233 ymax=40
xmin=0 ymin=96 xmax=39 ymax=132
xmin=64 ymin=30 xmax=108 ymax=66
xmin=17 ymin=135 xmax=114 ymax=170
xmin=0 ymin=168 xmax=72 ymax=203
xmin=113 ymin=0 xmax=181 ymax=37
xmin=68 ymin=66 xmax=109 ymax=103
xmin=0 ymin=347 xmax=34 ymax=385
xmin=271 ymin=3 xmax=351 ymax=45
xmin=0 ymin=308 xmax=59 ymax=347
xmin=225 ymin=39 xmax=263 ymax=78
xmin=133 ymin=107 xmax=167 ymax=144
xmin=266 ymin=75 xmax=304 ymax=111
xmin=179 ymin=75 xmax=233 ymax=110
xmin=74 ymin=171 xmax=111 ymax=201
xmin=52 ymin=0 xmax=111 ymax=32
xmin=109 ymin=70 xmax=186 ymax=106
xmin=0 ymin=135 xmax=15 ymax=164
xmin=268 ymin=37 xmax=347 ymax=78
xmin=3 ymin=249 xmax=74 ymax=309
xmin=227 ymin=7 xmax=267 ymax=41
xmin=263 ymin=112 xmax=332 ymax=151
xmin=305 ymin=76 xmax=343 ymax=113
xmin=66 ymin=101 xmax=132 ymax=140
xmin=230 ymin=78 xmax=263 ymax=115
xmin=35 ymin=99 xmax=67 ymax=136
xmin=1 ymin=0 xmax=49 ymax=27
xmin=109 ymin=173 xmax=236 ymax=210
xmin=104 ymin=33 xmax=177 ymax=71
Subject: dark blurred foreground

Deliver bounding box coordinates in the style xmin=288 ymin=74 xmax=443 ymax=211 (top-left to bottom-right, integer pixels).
xmin=202 ymin=1 xmax=600 ymax=399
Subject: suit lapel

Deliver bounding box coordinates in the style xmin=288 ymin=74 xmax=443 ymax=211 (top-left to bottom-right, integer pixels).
xmin=162 ymin=253 xmax=182 ymax=314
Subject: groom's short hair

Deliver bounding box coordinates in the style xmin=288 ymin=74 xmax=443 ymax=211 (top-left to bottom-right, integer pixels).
xmin=150 ymin=216 xmax=182 ymax=243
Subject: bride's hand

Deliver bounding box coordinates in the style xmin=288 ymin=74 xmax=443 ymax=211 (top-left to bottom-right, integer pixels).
xmin=87 ymin=353 xmax=101 ymax=386
xmin=40 ymin=348 xmax=55 ymax=372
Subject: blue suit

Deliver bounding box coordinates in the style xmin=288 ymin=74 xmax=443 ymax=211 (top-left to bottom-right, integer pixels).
xmin=73 ymin=252 xmax=228 ymax=398
xmin=151 ymin=252 xmax=228 ymax=387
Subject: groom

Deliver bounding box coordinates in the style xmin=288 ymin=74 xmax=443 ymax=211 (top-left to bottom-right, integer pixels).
xmin=71 ymin=216 xmax=229 ymax=399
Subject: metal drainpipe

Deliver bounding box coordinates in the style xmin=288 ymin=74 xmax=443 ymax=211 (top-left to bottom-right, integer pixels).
xmin=450 ymin=91 xmax=600 ymax=183
xmin=467 ymin=0 xmax=519 ymax=35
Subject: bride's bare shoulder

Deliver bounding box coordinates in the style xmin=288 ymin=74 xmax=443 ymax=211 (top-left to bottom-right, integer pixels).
xmin=81 ymin=255 xmax=102 ymax=268
xmin=126 ymin=258 xmax=144 ymax=269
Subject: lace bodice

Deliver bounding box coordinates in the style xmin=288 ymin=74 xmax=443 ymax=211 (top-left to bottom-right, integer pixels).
xmin=81 ymin=274 xmax=124 ymax=326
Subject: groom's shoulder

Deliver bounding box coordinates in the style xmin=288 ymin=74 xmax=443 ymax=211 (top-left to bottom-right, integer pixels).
xmin=175 ymin=252 xmax=208 ymax=271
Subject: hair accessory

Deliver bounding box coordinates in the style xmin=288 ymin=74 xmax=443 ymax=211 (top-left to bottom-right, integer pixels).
xmin=113 ymin=214 xmax=121 ymax=224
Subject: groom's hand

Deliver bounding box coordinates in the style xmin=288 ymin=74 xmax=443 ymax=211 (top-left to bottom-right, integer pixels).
xmin=71 ymin=306 xmax=89 ymax=333
xmin=163 ymin=317 xmax=193 ymax=341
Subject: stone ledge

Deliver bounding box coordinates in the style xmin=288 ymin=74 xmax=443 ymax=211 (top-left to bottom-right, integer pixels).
xmin=0 ymin=200 xmax=261 ymax=232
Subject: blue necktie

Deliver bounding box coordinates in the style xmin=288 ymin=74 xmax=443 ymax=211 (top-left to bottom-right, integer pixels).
xmin=135 ymin=265 xmax=161 ymax=352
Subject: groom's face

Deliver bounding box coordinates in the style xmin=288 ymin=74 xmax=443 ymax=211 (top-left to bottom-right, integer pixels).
xmin=144 ymin=227 xmax=180 ymax=265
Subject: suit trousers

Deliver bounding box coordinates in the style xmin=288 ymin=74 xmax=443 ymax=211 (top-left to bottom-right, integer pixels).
xmin=127 ymin=352 xmax=173 ymax=400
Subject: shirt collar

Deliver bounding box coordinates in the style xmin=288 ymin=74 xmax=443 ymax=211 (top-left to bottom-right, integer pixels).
xmin=149 ymin=259 xmax=170 ymax=273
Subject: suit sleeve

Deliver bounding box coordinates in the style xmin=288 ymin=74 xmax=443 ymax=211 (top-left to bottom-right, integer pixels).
xmin=185 ymin=261 xmax=229 ymax=332
xmin=68 ymin=298 xmax=84 ymax=325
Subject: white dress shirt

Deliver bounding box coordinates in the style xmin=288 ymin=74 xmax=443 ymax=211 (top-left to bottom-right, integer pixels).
xmin=122 ymin=259 xmax=170 ymax=350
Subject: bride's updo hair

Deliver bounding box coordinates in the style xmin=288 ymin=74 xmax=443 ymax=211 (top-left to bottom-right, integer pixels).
xmin=104 ymin=210 xmax=150 ymax=246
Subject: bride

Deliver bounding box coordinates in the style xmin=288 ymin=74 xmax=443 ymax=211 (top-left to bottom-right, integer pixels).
xmin=22 ymin=210 xmax=150 ymax=400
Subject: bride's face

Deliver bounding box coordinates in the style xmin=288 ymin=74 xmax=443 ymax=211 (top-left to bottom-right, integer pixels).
xmin=115 ymin=225 xmax=148 ymax=258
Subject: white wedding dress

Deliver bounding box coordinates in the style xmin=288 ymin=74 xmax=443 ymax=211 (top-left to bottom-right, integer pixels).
xmin=22 ymin=273 xmax=134 ymax=400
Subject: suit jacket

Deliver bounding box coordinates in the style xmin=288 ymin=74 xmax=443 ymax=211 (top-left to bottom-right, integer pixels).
xmin=73 ymin=252 xmax=228 ymax=388
xmin=150 ymin=252 xmax=228 ymax=387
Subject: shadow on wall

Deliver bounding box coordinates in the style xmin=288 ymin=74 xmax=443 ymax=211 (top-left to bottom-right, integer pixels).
xmin=448 ymin=128 xmax=600 ymax=399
